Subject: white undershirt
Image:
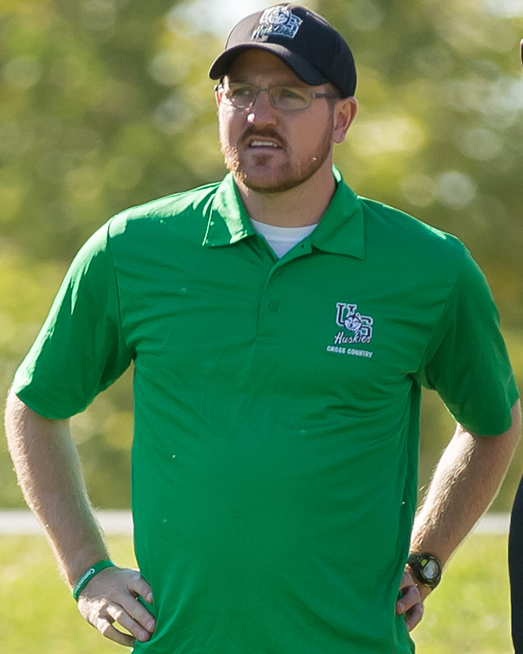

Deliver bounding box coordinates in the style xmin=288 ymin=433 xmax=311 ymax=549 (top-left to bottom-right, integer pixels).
xmin=250 ymin=218 xmax=318 ymax=258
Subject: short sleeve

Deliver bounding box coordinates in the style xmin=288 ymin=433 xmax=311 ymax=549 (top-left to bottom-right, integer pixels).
xmin=12 ymin=222 xmax=133 ymax=420
xmin=415 ymin=248 xmax=519 ymax=436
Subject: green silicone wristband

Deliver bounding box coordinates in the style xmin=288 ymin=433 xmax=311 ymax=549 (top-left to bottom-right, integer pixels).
xmin=72 ymin=560 xmax=115 ymax=602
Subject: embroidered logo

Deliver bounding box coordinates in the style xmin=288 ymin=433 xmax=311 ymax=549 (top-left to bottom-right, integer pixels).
xmin=327 ymin=302 xmax=374 ymax=358
xmin=252 ymin=6 xmax=303 ymax=40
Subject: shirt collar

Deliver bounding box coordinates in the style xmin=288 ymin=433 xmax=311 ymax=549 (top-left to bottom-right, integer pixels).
xmin=203 ymin=167 xmax=365 ymax=260
xmin=203 ymin=174 xmax=256 ymax=247
xmin=310 ymin=167 xmax=365 ymax=259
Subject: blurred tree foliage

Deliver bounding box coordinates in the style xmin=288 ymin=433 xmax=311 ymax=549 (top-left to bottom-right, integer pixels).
xmin=0 ymin=0 xmax=522 ymax=510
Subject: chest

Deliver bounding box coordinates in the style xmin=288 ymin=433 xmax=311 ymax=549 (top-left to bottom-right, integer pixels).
xmin=117 ymin=237 xmax=445 ymax=408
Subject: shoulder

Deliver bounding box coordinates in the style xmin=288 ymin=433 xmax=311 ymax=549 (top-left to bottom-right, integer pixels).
xmin=106 ymin=181 xmax=223 ymax=242
xmin=65 ymin=182 xmax=223 ymax=273
xmin=359 ymin=196 xmax=467 ymax=276
xmin=62 ymin=181 xmax=224 ymax=282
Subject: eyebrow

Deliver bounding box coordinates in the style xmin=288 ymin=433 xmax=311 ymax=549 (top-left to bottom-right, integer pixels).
xmin=224 ymin=74 xmax=314 ymax=89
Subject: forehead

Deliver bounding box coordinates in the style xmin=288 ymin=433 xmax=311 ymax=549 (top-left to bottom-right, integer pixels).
xmin=226 ymin=49 xmax=306 ymax=86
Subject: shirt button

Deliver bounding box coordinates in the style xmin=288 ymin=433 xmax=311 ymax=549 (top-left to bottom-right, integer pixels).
xmin=268 ymin=301 xmax=279 ymax=312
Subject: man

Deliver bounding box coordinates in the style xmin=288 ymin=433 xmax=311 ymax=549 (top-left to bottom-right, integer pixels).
xmin=5 ymin=5 xmax=521 ymax=653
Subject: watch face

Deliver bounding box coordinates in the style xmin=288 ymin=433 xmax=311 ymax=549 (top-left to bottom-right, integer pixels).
xmin=423 ymin=559 xmax=440 ymax=581
xmin=408 ymin=552 xmax=442 ymax=588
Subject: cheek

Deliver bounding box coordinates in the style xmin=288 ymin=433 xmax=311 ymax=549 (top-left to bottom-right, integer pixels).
xmin=293 ymin=113 xmax=334 ymax=147
xmin=294 ymin=127 xmax=330 ymax=154
xmin=218 ymin=108 xmax=242 ymax=144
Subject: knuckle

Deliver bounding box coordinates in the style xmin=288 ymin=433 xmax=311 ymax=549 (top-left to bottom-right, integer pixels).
xmin=112 ymin=609 xmax=124 ymax=623
xmin=99 ymin=620 xmax=113 ymax=637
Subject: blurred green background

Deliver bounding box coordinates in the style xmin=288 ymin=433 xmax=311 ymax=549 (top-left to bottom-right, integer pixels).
xmin=0 ymin=0 xmax=522 ymax=512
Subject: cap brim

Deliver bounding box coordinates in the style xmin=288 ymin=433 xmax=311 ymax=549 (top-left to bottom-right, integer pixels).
xmin=209 ymin=43 xmax=329 ymax=87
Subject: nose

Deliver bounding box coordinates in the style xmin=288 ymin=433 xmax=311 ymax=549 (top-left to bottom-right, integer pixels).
xmin=246 ymin=89 xmax=278 ymax=126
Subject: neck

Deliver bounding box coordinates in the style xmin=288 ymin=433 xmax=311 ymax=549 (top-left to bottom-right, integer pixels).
xmin=234 ymin=164 xmax=337 ymax=227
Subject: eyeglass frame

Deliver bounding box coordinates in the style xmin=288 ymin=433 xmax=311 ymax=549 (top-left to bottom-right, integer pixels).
xmin=215 ymin=81 xmax=342 ymax=112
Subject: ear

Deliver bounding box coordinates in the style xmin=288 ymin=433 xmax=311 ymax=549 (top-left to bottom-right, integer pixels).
xmin=215 ymin=84 xmax=223 ymax=108
xmin=332 ymin=97 xmax=358 ymax=144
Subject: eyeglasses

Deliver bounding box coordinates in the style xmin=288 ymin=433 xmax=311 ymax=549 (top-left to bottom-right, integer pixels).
xmin=216 ymin=82 xmax=340 ymax=112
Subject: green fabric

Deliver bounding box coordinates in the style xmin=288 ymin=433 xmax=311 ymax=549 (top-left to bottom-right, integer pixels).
xmin=13 ymin=168 xmax=518 ymax=654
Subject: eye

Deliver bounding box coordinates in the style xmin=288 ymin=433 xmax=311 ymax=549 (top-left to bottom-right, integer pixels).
xmin=278 ymin=87 xmax=305 ymax=100
xmin=271 ymin=86 xmax=311 ymax=110
xmin=228 ymin=84 xmax=254 ymax=98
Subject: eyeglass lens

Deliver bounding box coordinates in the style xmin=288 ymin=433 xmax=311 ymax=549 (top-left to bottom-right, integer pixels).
xmin=223 ymin=84 xmax=316 ymax=111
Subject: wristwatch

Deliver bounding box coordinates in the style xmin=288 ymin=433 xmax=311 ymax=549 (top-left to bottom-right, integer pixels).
xmin=407 ymin=552 xmax=442 ymax=589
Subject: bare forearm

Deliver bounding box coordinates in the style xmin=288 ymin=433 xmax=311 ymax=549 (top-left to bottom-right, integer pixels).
xmin=5 ymin=390 xmax=109 ymax=586
xmin=5 ymin=391 xmax=156 ymax=645
xmin=411 ymin=401 xmax=521 ymax=568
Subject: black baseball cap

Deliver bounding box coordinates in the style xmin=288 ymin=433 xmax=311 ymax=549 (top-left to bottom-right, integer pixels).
xmin=209 ymin=4 xmax=357 ymax=97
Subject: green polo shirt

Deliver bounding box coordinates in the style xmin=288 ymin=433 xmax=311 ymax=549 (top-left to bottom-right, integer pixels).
xmin=13 ymin=168 xmax=518 ymax=654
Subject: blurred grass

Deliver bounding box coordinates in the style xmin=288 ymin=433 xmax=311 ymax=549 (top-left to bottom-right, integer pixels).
xmin=0 ymin=533 xmax=514 ymax=653
xmin=415 ymin=533 xmax=513 ymax=654
xmin=0 ymin=535 xmax=134 ymax=654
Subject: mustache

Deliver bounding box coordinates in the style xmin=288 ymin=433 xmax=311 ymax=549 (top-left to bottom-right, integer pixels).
xmin=239 ymin=127 xmax=286 ymax=149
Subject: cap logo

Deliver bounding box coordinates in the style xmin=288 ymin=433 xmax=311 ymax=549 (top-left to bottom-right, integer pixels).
xmin=252 ymin=6 xmax=303 ymax=40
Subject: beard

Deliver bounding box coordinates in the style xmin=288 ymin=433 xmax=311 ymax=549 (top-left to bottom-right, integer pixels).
xmin=220 ymin=118 xmax=334 ymax=194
